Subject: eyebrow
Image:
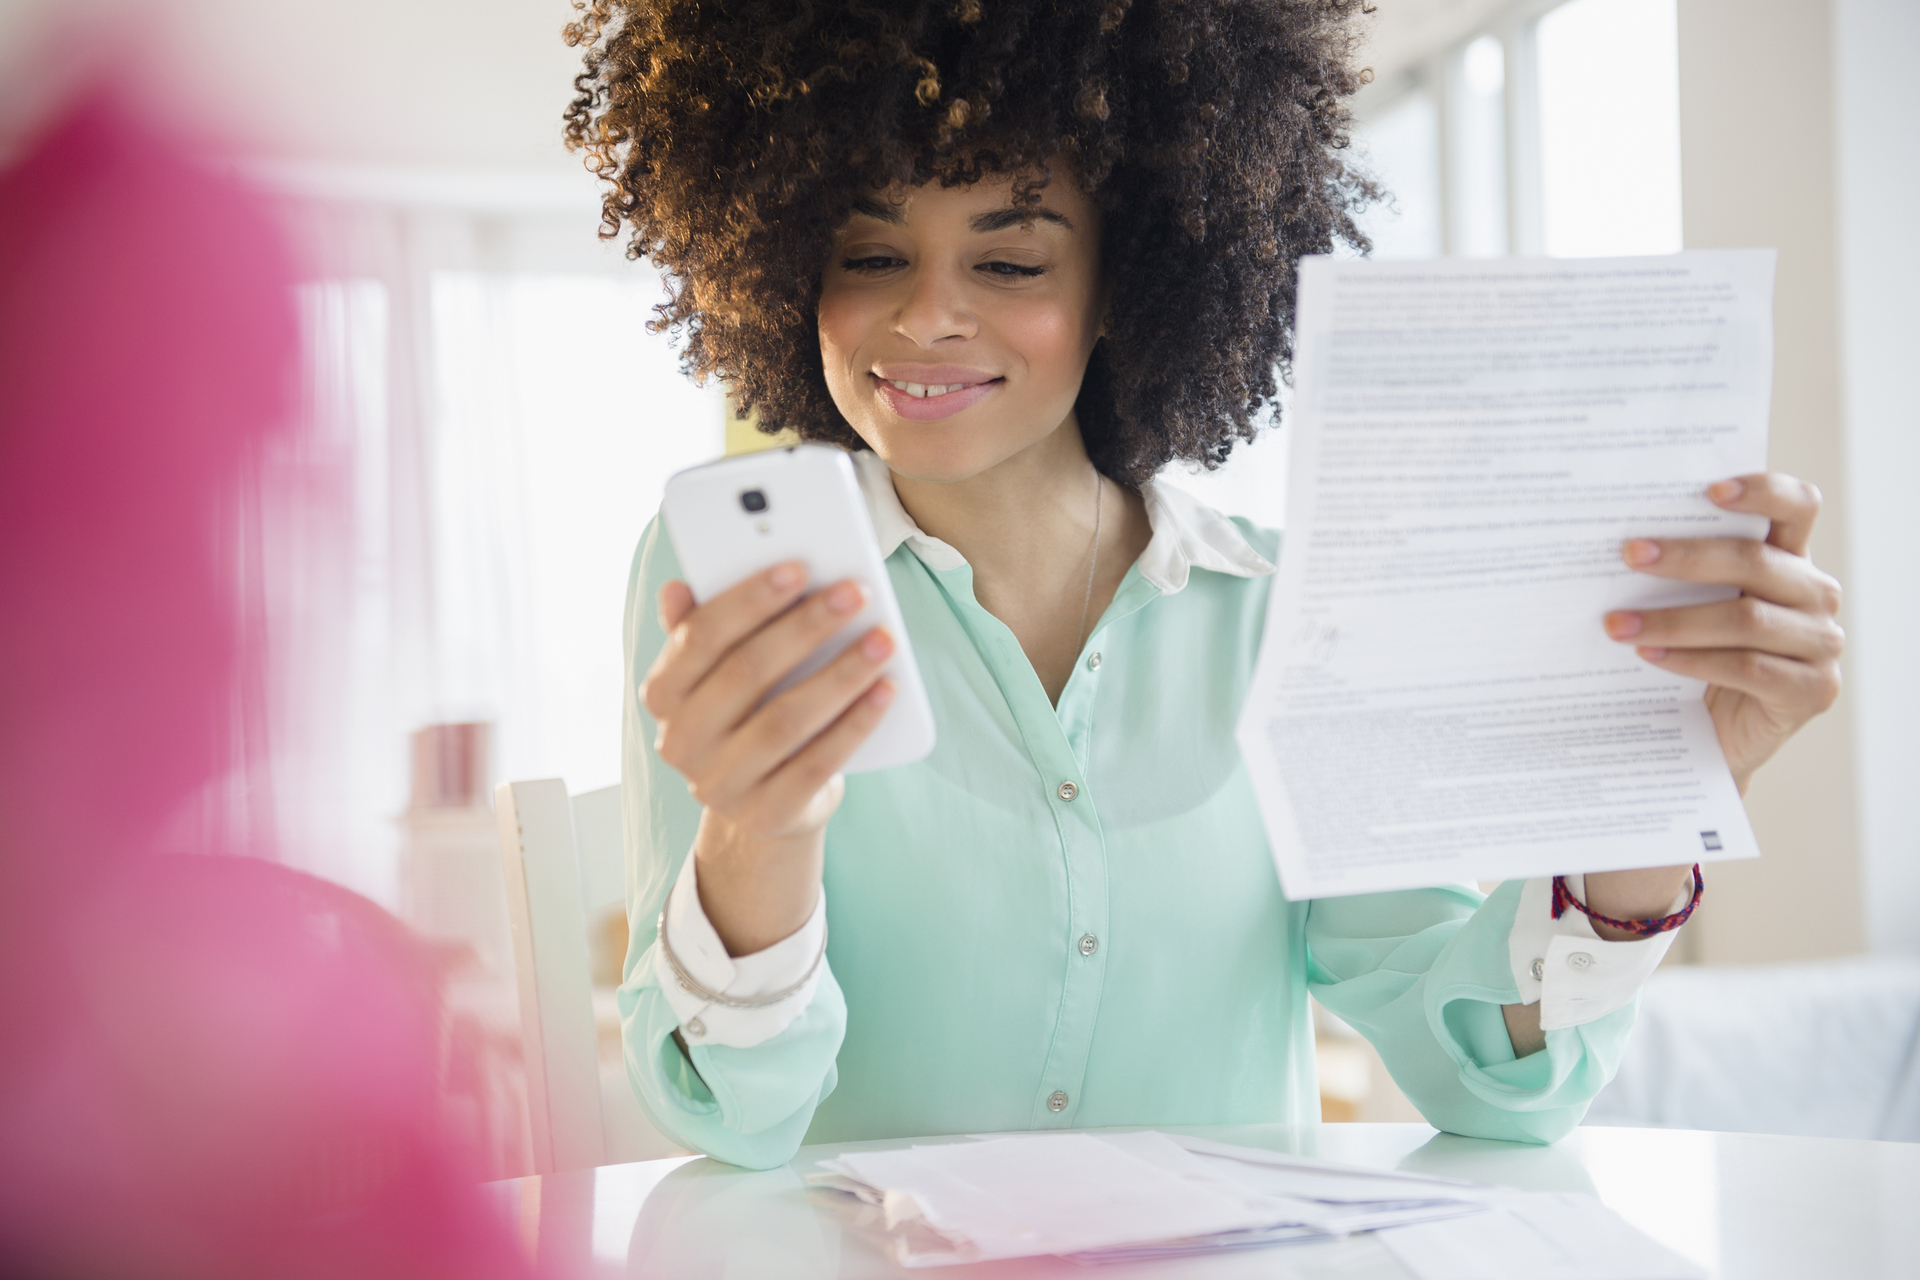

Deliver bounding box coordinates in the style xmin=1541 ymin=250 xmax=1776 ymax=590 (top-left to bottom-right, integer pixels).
xmin=970 ymin=207 xmax=1075 ymax=233
xmin=848 ymin=197 xmax=1076 ymax=234
xmin=849 ymin=198 xmax=905 ymax=225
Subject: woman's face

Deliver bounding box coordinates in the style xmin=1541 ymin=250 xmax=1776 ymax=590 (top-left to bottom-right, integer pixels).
xmin=816 ymin=167 xmax=1105 ymax=483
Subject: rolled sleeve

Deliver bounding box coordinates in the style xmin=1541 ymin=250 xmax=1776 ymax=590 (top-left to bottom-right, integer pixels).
xmin=619 ymin=943 xmax=844 ymax=1170
xmin=654 ymin=853 xmax=828 ymax=1048
xmin=1507 ymin=875 xmax=1688 ymax=1031
xmin=1308 ymin=879 xmax=1652 ymax=1145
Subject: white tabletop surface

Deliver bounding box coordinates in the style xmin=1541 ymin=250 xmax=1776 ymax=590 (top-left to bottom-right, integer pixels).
xmin=485 ymin=1123 xmax=1920 ymax=1278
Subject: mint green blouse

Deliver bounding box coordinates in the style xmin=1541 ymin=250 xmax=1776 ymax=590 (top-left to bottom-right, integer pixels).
xmin=616 ymin=467 xmax=1636 ymax=1171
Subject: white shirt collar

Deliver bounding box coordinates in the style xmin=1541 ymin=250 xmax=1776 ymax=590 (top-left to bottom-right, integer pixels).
xmin=851 ymin=449 xmax=1274 ymax=595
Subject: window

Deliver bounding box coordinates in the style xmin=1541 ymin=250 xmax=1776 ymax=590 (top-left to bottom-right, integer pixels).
xmin=1351 ymin=0 xmax=1682 ymax=261
xmin=1188 ymin=0 xmax=1686 ymax=530
xmin=1536 ymin=0 xmax=1683 ymax=256
xmin=265 ymin=198 xmax=724 ymax=906
xmin=428 ymin=271 xmax=722 ymax=798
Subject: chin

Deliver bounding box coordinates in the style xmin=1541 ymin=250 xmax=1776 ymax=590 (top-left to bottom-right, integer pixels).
xmin=871 ymin=420 xmax=1067 ymax=485
xmin=852 ymin=414 xmax=1034 ymax=485
xmin=849 ymin=385 xmax=1086 ymax=485
xmin=860 ymin=420 xmax=1006 ymax=485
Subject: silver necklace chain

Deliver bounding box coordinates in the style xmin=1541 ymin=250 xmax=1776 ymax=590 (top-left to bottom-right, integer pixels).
xmin=1074 ymin=469 xmax=1105 ymax=655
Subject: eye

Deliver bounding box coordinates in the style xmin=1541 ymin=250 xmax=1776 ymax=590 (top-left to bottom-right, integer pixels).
xmin=840 ymin=255 xmax=906 ymax=273
xmin=978 ymin=261 xmax=1046 ymax=278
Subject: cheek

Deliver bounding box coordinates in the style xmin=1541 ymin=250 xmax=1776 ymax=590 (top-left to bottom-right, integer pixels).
xmin=816 ymin=287 xmax=870 ymax=374
xmin=1002 ymin=297 xmax=1091 ymax=392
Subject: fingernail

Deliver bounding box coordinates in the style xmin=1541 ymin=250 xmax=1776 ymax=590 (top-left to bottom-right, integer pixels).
xmin=1709 ymin=479 xmax=1745 ymax=504
xmin=860 ymin=628 xmax=893 ymax=660
xmin=1637 ymin=646 xmax=1669 ymax=661
xmin=828 ymin=581 xmax=865 ymax=614
xmin=1605 ymin=611 xmax=1643 ymax=639
xmin=867 ymin=679 xmax=895 ymax=708
xmin=1624 ymin=539 xmax=1662 ymax=566
xmin=770 ymin=562 xmax=803 ymax=590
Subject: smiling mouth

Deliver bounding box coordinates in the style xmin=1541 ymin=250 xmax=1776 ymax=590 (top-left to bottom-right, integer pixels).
xmin=878 ymin=377 xmax=1000 ymax=399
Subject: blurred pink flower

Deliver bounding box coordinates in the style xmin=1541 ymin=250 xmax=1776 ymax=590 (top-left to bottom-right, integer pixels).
xmin=0 ymin=83 xmax=532 ymax=1280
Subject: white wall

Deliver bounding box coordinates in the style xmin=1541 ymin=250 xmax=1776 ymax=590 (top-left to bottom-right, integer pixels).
xmin=0 ymin=0 xmax=584 ymax=174
xmin=1677 ymin=0 xmax=1920 ymax=963
xmin=1836 ymin=0 xmax=1920 ymax=958
xmin=1676 ymin=0 xmax=1867 ymax=964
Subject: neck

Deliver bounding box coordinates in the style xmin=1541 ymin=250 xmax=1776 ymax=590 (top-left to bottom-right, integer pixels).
xmin=886 ymin=416 xmax=1151 ymax=705
xmin=889 ymin=416 xmax=1102 ymax=584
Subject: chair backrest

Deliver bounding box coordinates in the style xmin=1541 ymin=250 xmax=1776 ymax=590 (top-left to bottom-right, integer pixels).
xmin=499 ymin=776 xmax=664 ymax=1173
xmin=570 ymin=782 xmax=626 ymax=920
xmin=499 ymin=778 xmax=682 ymax=1172
xmin=496 ymin=779 xmax=604 ymax=1173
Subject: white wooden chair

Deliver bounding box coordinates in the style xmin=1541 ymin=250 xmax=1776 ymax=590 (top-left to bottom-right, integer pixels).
xmin=495 ymin=778 xmax=677 ymax=1172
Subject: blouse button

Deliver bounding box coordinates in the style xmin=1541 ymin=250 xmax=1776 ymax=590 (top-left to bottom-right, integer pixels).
xmin=1087 ymin=651 xmax=1103 ymax=671
xmin=1529 ymin=958 xmax=1544 ymax=981
xmin=1568 ymin=952 xmax=1594 ymax=971
xmin=1048 ymin=1091 xmax=1070 ymax=1113
xmin=1057 ymin=780 xmax=1079 ymax=802
xmin=1079 ymin=934 xmax=1099 ymax=956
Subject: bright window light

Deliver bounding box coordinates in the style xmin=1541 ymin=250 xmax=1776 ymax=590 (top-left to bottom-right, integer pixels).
xmin=1464 ymin=35 xmax=1506 ymax=97
xmin=1352 ymin=90 xmax=1443 ymax=260
xmin=1537 ymin=0 xmax=1683 ymax=256
xmin=1449 ymin=35 xmax=1509 ymax=257
xmin=431 ymin=272 xmax=723 ymax=795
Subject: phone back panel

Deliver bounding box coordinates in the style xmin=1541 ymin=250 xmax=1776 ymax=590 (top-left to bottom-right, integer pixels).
xmin=660 ymin=445 xmax=935 ymax=773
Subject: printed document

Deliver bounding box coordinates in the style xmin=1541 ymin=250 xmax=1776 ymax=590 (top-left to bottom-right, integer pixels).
xmin=1237 ymin=251 xmax=1774 ymax=898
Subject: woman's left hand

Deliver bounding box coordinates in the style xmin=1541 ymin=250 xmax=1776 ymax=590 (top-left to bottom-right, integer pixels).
xmin=1602 ymin=472 xmax=1845 ymax=792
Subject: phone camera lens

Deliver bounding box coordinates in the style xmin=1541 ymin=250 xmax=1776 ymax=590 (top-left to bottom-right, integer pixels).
xmin=740 ymin=489 xmax=768 ymax=513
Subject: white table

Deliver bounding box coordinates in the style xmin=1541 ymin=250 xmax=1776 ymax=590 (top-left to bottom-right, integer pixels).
xmin=486 ymin=1123 xmax=1920 ymax=1278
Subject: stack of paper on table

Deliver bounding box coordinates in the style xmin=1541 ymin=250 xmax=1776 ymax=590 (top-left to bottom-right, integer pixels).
xmin=807 ymin=1131 xmax=1702 ymax=1277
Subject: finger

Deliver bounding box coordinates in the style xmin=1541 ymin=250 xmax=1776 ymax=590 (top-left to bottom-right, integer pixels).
xmin=1634 ymin=646 xmax=1841 ymax=715
xmin=749 ymin=680 xmax=896 ymax=827
xmin=694 ymin=627 xmax=895 ymax=810
xmin=658 ymin=580 xmax=696 ymax=632
xmin=680 ymin=578 xmax=871 ymax=742
xmin=640 ymin=562 xmax=808 ymax=719
xmin=1620 ymin=536 xmax=1842 ymax=614
xmin=1707 ymin=472 xmax=1822 ymax=556
xmin=1604 ymin=597 xmax=1845 ymax=665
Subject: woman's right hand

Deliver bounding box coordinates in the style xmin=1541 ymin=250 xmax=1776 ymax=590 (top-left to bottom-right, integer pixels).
xmin=640 ymin=561 xmax=895 ymax=956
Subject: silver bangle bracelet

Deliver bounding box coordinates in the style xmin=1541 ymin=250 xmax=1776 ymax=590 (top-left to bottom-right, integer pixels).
xmin=656 ymin=904 xmax=829 ymax=1010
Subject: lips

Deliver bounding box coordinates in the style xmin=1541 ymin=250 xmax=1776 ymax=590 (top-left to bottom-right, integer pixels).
xmin=870 ymin=372 xmax=1003 ymax=422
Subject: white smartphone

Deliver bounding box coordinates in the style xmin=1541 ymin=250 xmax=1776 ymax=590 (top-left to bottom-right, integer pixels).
xmin=659 ymin=444 xmax=936 ymax=774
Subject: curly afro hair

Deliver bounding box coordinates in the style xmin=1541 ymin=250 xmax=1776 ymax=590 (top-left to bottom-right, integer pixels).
xmin=564 ymin=0 xmax=1378 ymax=485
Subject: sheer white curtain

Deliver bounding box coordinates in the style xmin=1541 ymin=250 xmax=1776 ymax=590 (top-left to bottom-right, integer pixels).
xmin=254 ymin=191 xmax=723 ymax=906
xmin=429 ymin=269 xmax=722 ymax=801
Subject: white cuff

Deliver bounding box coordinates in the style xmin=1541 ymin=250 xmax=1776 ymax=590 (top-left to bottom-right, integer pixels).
xmin=1508 ymin=874 xmax=1691 ymax=1032
xmin=652 ymin=854 xmax=827 ymax=1049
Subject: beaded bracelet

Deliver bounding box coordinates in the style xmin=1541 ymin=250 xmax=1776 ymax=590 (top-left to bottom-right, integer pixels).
xmin=1551 ymin=865 xmax=1703 ymax=937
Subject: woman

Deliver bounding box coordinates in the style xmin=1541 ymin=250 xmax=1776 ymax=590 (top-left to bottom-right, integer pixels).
xmin=563 ymin=0 xmax=1843 ymax=1170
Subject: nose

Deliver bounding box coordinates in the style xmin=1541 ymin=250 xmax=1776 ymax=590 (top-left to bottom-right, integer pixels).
xmin=891 ymin=262 xmax=976 ymax=348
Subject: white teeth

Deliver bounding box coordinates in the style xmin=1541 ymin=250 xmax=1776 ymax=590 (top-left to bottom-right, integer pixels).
xmin=885 ymin=380 xmax=966 ymax=398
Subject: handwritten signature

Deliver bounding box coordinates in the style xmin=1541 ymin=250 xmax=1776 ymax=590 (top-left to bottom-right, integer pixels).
xmin=1290 ymin=618 xmax=1344 ymax=664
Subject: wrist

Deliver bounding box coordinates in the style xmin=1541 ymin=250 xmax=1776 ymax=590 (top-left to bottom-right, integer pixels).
xmin=1577 ymin=865 xmax=1697 ymax=942
xmin=692 ymin=812 xmax=825 ymax=957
